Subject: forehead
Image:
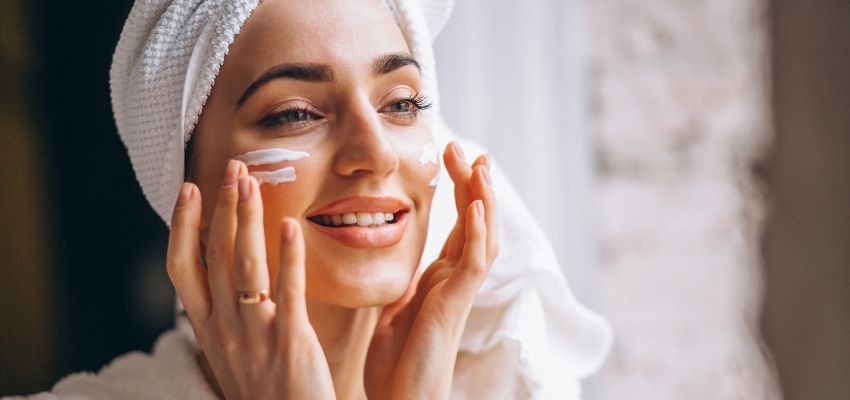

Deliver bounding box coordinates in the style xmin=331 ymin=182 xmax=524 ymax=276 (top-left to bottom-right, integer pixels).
xmin=223 ymin=0 xmax=410 ymax=87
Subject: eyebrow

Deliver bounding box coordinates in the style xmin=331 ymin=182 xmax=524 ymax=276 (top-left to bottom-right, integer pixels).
xmin=235 ymin=64 xmax=333 ymax=107
xmin=235 ymin=53 xmax=420 ymax=108
xmin=373 ymin=53 xmax=420 ymax=75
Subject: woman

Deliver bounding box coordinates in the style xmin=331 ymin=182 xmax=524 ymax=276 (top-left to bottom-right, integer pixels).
xmin=15 ymin=0 xmax=611 ymax=398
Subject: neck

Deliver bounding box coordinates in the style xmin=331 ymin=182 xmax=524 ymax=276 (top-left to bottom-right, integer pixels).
xmin=198 ymin=302 xmax=381 ymax=400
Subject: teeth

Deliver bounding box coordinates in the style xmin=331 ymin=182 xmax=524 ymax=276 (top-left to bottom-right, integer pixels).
xmin=317 ymin=212 xmax=398 ymax=227
xmin=355 ymin=212 xmax=373 ymax=227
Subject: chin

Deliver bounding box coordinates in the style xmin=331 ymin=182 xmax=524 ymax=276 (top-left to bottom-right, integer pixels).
xmin=305 ymin=253 xmax=419 ymax=308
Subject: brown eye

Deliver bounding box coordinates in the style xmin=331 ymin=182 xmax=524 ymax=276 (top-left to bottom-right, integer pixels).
xmin=259 ymin=107 xmax=319 ymax=128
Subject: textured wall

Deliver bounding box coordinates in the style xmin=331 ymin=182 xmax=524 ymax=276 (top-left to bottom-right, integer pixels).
xmin=589 ymin=1 xmax=782 ymax=398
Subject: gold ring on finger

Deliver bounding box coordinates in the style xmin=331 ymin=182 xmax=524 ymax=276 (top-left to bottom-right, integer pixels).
xmin=237 ymin=289 xmax=270 ymax=305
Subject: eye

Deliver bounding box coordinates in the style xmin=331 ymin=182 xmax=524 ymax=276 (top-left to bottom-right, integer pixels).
xmin=380 ymin=93 xmax=432 ymax=119
xmin=258 ymin=106 xmax=321 ymax=128
xmin=388 ymin=101 xmax=413 ymax=113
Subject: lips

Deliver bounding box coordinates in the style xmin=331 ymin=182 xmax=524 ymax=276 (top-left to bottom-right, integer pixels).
xmin=306 ymin=196 xmax=411 ymax=248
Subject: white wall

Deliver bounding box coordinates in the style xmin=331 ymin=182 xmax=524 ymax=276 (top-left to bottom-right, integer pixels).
xmin=433 ymin=0 xmax=596 ymax=305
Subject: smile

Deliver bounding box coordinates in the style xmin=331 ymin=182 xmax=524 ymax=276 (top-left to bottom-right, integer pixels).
xmin=308 ymin=211 xmax=402 ymax=227
xmin=306 ymin=197 xmax=411 ymax=248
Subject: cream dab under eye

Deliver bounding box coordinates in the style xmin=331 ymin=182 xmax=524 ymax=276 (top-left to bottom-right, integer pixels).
xmin=234 ymin=148 xmax=310 ymax=185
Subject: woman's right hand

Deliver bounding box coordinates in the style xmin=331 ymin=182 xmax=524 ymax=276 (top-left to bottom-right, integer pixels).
xmin=166 ymin=160 xmax=336 ymax=400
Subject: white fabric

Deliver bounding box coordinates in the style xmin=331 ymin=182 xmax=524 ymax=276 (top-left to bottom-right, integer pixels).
xmin=7 ymin=330 xmax=216 ymax=400
xmin=17 ymin=0 xmax=621 ymax=399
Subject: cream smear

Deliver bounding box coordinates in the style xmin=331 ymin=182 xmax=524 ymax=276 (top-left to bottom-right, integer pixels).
xmin=418 ymin=142 xmax=441 ymax=188
xmin=429 ymin=173 xmax=440 ymax=188
xmin=248 ymin=168 xmax=297 ymax=185
xmin=234 ymin=148 xmax=310 ymax=185
xmin=418 ymin=143 xmax=440 ymax=166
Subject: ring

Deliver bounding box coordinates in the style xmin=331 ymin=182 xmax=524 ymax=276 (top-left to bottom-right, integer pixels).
xmin=237 ymin=289 xmax=270 ymax=305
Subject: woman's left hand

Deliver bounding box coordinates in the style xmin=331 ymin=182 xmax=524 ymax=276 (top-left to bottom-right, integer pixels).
xmin=364 ymin=141 xmax=499 ymax=400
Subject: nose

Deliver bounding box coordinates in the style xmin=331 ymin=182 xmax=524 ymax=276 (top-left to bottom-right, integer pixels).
xmin=332 ymin=99 xmax=399 ymax=179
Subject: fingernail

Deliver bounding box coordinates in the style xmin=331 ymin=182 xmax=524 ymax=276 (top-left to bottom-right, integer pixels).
xmin=176 ymin=182 xmax=192 ymax=208
xmin=223 ymin=160 xmax=239 ymax=187
xmin=453 ymin=142 xmax=466 ymax=162
xmin=282 ymin=219 xmax=296 ymax=244
xmin=238 ymin=176 xmax=250 ymax=202
xmin=479 ymin=166 xmax=491 ymax=186
xmin=475 ymin=200 xmax=484 ymax=217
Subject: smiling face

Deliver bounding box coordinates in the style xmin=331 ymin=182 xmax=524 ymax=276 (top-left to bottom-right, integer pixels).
xmin=189 ymin=0 xmax=439 ymax=308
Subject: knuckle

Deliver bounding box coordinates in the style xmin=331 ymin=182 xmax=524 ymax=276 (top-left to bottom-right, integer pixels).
xmin=235 ymin=256 xmax=264 ymax=279
xmin=205 ymin=244 xmax=228 ymax=266
xmin=217 ymin=184 xmax=239 ymax=205
xmin=279 ymin=292 xmax=301 ymax=312
xmin=466 ymin=259 xmax=487 ymax=277
xmin=237 ymin=201 xmax=260 ymax=219
xmin=220 ymin=337 xmax=241 ymax=361
xmin=213 ymin=327 xmax=240 ymax=355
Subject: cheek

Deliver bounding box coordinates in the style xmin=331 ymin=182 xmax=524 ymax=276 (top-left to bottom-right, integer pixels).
xmin=255 ymin=156 xmax=325 ymax=286
xmin=399 ymin=139 xmax=441 ymax=191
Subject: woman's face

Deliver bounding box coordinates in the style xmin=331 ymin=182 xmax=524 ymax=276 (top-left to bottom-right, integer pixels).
xmin=190 ymin=0 xmax=438 ymax=308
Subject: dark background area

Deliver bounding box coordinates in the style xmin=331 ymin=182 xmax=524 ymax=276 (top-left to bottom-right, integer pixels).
xmin=26 ymin=0 xmax=171 ymax=376
xmin=1 ymin=0 xmax=173 ymax=394
xmin=0 ymin=0 xmax=848 ymax=398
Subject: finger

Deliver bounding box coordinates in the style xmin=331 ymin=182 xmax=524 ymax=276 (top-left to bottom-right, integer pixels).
xmin=443 ymin=200 xmax=488 ymax=304
xmin=205 ymin=160 xmax=245 ymax=317
xmin=439 ymin=154 xmax=487 ymax=259
xmin=471 ymin=165 xmax=499 ymax=264
xmin=274 ymin=217 xmax=308 ymax=327
xmin=444 ymin=141 xmax=472 ymax=219
xmin=471 ymin=154 xmax=489 ymax=170
xmin=234 ymin=175 xmax=274 ymax=320
xmin=167 ymin=182 xmax=212 ymax=326
xmin=443 ymin=142 xmax=473 ymax=259
xmin=438 ymin=225 xmax=457 ymax=259
xmin=412 ymin=263 xmax=452 ymax=315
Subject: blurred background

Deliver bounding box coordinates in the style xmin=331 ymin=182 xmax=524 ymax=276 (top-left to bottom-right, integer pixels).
xmin=1 ymin=0 xmax=847 ymax=399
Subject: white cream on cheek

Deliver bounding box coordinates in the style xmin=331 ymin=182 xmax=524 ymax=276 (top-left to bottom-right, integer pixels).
xmin=418 ymin=142 xmax=441 ymax=188
xmin=233 ymin=148 xmax=310 ymax=185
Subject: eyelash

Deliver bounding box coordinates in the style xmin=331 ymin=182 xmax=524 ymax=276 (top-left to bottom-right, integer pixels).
xmin=257 ymin=93 xmax=432 ymax=129
xmin=404 ymin=93 xmax=433 ymax=112
xmin=258 ymin=105 xmax=316 ymax=128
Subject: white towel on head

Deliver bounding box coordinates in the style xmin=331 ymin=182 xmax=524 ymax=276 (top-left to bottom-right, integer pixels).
xmin=103 ymin=0 xmax=614 ymax=399
xmin=109 ymin=0 xmax=451 ymax=226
